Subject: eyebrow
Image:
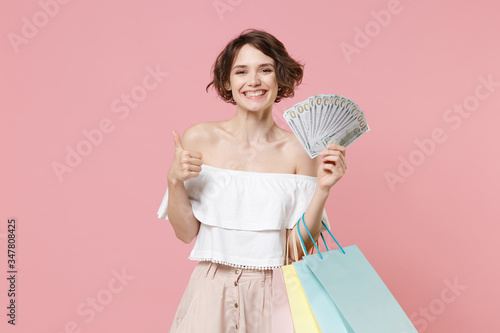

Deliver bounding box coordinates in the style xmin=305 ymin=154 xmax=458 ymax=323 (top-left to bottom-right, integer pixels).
xmin=232 ymin=63 xmax=275 ymax=70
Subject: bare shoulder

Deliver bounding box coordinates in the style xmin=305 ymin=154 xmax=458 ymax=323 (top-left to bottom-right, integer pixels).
xmin=180 ymin=122 xmax=217 ymax=154
xmin=282 ymin=129 xmax=319 ymax=177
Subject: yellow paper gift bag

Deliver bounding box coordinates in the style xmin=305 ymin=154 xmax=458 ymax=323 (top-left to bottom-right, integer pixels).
xmin=281 ymin=226 xmax=321 ymax=333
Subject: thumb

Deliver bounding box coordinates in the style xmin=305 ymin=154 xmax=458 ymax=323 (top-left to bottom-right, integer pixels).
xmin=172 ymin=130 xmax=184 ymax=151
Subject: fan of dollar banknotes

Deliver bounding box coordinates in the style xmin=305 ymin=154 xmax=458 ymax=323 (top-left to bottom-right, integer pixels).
xmin=283 ymin=94 xmax=370 ymax=158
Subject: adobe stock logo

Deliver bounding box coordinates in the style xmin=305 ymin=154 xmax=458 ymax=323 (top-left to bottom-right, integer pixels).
xmin=7 ymin=0 xmax=73 ymax=54
xmin=410 ymin=277 xmax=467 ymax=332
xmin=213 ymin=0 xmax=244 ymax=21
xmin=51 ymin=64 xmax=169 ymax=182
xmin=339 ymin=0 xmax=409 ymax=64
xmin=56 ymin=267 xmax=135 ymax=333
xmin=384 ymin=73 xmax=499 ymax=192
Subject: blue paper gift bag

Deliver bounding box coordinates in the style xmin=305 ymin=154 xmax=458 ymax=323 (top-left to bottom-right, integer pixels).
xmin=292 ymin=220 xmax=353 ymax=333
xmin=293 ymin=259 xmax=354 ymax=332
xmin=296 ymin=213 xmax=417 ymax=333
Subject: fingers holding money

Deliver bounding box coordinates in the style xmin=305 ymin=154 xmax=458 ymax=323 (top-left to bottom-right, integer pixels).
xmin=319 ymin=144 xmax=347 ymax=172
xmin=316 ymin=144 xmax=347 ymax=191
xmin=320 ymin=144 xmax=346 ymax=157
xmin=321 ymin=155 xmax=347 ymax=174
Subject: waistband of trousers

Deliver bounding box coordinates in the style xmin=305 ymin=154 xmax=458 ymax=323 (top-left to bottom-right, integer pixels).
xmin=200 ymin=261 xmax=273 ymax=284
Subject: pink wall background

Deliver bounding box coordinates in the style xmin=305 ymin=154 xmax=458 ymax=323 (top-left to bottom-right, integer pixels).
xmin=2 ymin=0 xmax=499 ymax=332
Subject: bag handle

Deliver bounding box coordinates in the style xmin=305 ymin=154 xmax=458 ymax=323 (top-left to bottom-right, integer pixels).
xmin=285 ymin=226 xmax=298 ymax=266
xmin=285 ymin=220 xmax=320 ymax=265
xmin=297 ymin=212 xmax=323 ymax=258
xmin=297 ymin=212 xmax=345 ymax=258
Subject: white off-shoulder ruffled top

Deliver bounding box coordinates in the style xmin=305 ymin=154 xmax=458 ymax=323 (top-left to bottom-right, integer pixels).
xmin=157 ymin=164 xmax=330 ymax=270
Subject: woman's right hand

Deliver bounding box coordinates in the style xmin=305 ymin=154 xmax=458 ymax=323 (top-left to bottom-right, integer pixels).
xmin=167 ymin=130 xmax=203 ymax=183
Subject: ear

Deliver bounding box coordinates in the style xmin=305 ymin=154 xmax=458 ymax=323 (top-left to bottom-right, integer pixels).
xmin=225 ymin=82 xmax=231 ymax=91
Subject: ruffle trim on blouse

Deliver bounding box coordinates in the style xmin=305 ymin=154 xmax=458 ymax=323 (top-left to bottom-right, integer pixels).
xmin=188 ymin=256 xmax=282 ymax=270
xmin=157 ymin=164 xmax=329 ymax=231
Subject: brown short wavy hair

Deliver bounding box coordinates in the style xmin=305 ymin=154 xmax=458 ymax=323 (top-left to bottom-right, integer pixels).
xmin=206 ymin=29 xmax=304 ymax=104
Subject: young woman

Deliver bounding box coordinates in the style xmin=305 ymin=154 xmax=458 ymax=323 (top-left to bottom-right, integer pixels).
xmin=157 ymin=29 xmax=347 ymax=332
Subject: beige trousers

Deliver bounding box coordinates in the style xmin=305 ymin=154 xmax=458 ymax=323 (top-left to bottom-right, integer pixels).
xmin=170 ymin=261 xmax=274 ymax=333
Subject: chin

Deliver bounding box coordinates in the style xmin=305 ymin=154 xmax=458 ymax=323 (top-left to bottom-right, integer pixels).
xmin=242 ymin=103 xmax=273 ymax=112
xmin=235 ymin=96 xmax=277 ymax=112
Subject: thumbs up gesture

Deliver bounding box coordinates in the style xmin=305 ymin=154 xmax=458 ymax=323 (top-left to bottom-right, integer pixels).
xmin=167 ymin=130 xmax=203 ymax=183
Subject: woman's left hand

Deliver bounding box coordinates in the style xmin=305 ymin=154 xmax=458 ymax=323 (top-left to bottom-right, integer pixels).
xmin=317 ymin=144 xmax=347 ymax=192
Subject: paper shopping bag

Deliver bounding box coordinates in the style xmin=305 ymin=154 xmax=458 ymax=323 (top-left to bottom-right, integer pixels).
xmin=296 ymin=214 xmax=418 ymax=333
xmin=281 ymin=264 xmax=321 ymax=333
xmin=303 ymin=245 xmax=417 ymax=333
xmin=271 ymin=267 xmax=295 ymax=333
xmin=281 ymin=229 xmax=321 ymax=333
xmin=293 ymin=260 xmax=354 ymax=333
xmin=292 ymin=221 xmax=354 ymax=333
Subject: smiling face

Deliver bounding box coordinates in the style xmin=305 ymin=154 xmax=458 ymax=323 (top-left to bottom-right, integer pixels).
xmin=226 ymin=44 xmax=279 ymax=113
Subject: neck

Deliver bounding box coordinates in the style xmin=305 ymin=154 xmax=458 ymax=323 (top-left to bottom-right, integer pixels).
xmin=225 ymin=105 xmax=277 ymax=144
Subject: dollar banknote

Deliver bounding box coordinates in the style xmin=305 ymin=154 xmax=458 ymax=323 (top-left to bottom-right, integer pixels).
xmin=283 ymin=94 xmax=370 ymax=158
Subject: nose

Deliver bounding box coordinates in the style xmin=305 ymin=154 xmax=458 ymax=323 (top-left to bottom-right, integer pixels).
xmin=248 ymin=71 xmax=261 ymax=86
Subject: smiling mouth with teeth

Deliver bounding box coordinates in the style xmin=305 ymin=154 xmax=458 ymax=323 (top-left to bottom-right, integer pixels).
xmin=244 ymin=90 xmax=267 ymax=97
